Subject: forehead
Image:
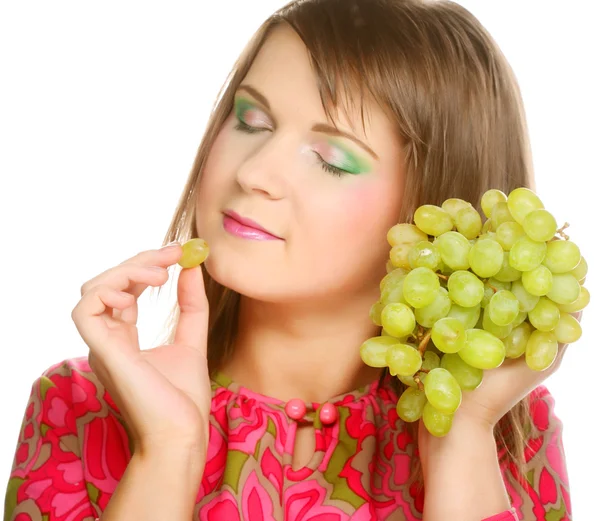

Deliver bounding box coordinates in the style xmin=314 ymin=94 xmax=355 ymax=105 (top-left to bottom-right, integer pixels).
xmin=241 ymin=24 xmax=395 ymax=144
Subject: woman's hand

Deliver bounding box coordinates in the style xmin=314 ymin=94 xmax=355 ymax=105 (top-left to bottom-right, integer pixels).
xmin=71 ymin=243 xmax=211 ymax=460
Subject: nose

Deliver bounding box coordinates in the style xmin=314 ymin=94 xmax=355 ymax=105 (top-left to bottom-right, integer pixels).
xmin=235 ymin=135 xmax=288 ymax=199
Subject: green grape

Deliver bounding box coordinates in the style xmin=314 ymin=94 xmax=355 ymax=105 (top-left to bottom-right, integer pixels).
xmin=487 ymin=290 xmax=520 ymax=326
xmin=511 ymin=311 xmax=528 ymax=328
xmin=398 ymin=374 xmax=418 ymax=388
xmin=491 ymin=202 xmax=515 ymax=230
xmin=424 ymin=368 xmax=462 ymax=415
xmin=481 ymin=279 xmax=511 ymax=309
xmin=396 ymin=387 xmax=427 ymax=422
xmin=386 ymin=343 xmax=423 ymax=376
xmin=422 ymin=350 xmax=441 ymax=371
xmin=381 ymin=329 xmax=406 ymax=340
xmin=482 ymin=306 xmax=513 ymax=339
xmin=503 ymin=321 xmax=532 ymax=358
xmin=522 ymin=209 xmax=557 ymax=242
xmin=387 ymin=223 xmax=429 ymax=247
xmin=408 ymin=241 xmax=441 ymax=271
xmin=543 ymin=240 xmax=581 ymax=273
xmin=528 ymin=297 xmax=560 ymax=332
xmin=441 ymin=198 xmax=472 ymax=219
xmin=380 ymin=268 xmax=408 ymax=292
xmin=509 ymin=236 xmax=547 ymax=272
xmin=360 ymin=336 xmax=399 ymax=367
xmin=495 ymin=221 xmax=526 ymax=251
xmin=468 ymin=238 xmax=504 ymax=278
xmin=526 ymin=330 xmax=558 ymax=371
xmin=386 ymin=260 xmax=395 ymax=273
xmin=494 ymin=252 xmax=522 ymax=282
xmin=554 ymin=312 xmax=582 ymax=344
xmin=431 ymin=317 xmax=466 ymax=353
xmin=389 ymin=243 xmax=412 ymax=269
xmin=414 ymin=205 xmax=454 ymax=236
xmin=447 ymin=270 xmax=485 ymax=307
xmin=507 ymin=187 xmax=544 ymax=224
xmin=455 ymin=206 xmax=483 ymax=239
xmin=369 ymin=301 xmax=385 ymax=326
xmin=381 ymin=303 xmax=416 ymax=338
xmin=569 ymin=256 xmax=588 ymax=282
xmin=178 ymin=238 xmax=210 ymax=268
xmin=459 ymin=329 xmax=505 ymax=369
xmin=481 ymin=189 xmax=508 ymax=218
xmin=478 ymin=231 xmax=497 ymax=241
xmin=447 ymin=303 xmax=481 ymax=329
xmin=440 ymin=353 xmax=483 ymax=390
xmin=403 ymin=267 xmax=440 ymax=308
xmin=557 ymin=286 xmax=590 ymax=313
xmin=546 ymin=273 xmax=581 ymax=305
xmin=510 ymin=280 xmax=540 ymax=312
xmin=415 ymin=287 xmax=451 ymax=327
xmin=422 ymin=402 xmax=453 ymax=437
xmin=521 ymin=265 xmax=553 ymax=296
xmin=481 ymin=218 xmax=493 ymax=233
xmin=435 ymin=231 xmax=472 ymax=270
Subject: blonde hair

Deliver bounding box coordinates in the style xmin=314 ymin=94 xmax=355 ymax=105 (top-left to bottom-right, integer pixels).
xmin=158 ymin=0 xmax=533 ymax=476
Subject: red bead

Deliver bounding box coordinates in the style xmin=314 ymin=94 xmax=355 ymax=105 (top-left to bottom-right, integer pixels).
xmin=285 ymin=398 xmax=307 ymax=420
xmin=319 ymin=403 xmax=338 ymax=425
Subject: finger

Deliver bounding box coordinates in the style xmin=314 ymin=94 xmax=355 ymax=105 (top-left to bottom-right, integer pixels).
xmin=173 ymin=266 xmax=209 ymax=357
xmin=81 ymin=244 xmax=182 ymax=296
xmin=82 ymin=264 xmax=170 ymax=300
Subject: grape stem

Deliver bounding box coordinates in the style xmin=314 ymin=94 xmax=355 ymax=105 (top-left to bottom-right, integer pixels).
xmin=556 ymin=222 xmax=570 ymax=240
xmin=414 ymin=375 xmax=425 ymax=391
xmin=436 ymin=272 xmax=449 ymax=281
xmin=417 ymin=329 xmax=432 ymax=357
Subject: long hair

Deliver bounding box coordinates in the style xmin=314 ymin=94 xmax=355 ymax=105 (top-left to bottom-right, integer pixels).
xmin=157 ymin=0 xmax=534 ymax=476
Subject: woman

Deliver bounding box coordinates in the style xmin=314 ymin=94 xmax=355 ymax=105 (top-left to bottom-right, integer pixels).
xmin=4 ymin=0 xmax=571 ymax=519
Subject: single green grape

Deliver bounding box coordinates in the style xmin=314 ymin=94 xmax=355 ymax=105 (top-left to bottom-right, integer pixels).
xmin=487 ymin=290 xmax=520 ymax=326
xmin=440 ymin=353 xmax=483 ymax=390
xmin=510 ymin=280 xmax=540 ymax=312
xmin=503 ymin=321 xmax=532 ymax=358
xmin=509 ymin=236 xmax=547 ymax=272
xmin=381 ymin=303 xmax=416 ymax=338
xmin=495 ymin=221 xmax=526 ymax=251
xmin=360 ymin=336 xmax=399 ymax=367
xmin=447 ymin=270 xmax=485 ymax=307
xmin=386 ymin=343 xmax=423 ymax=376
xmin=481 ymin=218 xmax=493 ymax=234
xmin=481 ymin=279 xmax=511 ymax=309
xmin=415 ymin=287 xmax=452 ymax=327
xmin=434 ymin=231 xmax=472 ymax=270
xmin=402 ymin=267 xmax=440 ymax=308
xmin=522 ymin=209 xmax=557 ymax=242
xmin=178 ymin=238 xmax=210 ymax=268
xmin=389 ymin=243 xmax=412 ymax=269
xmin=422 ymin=350 xmax=441 ymax=371
xmin=543 ymin=240 xmax=581 ymax=274
xmin=491 ymin=202 xmax=515 ymax=230
xmin=386 ymin=260 xmax=395 ymax=273
xmin=506 ymin=187 xmax=544 ymax=224
xmin=380 ymin=268 xmax=408 ymax=292
xmin=468 ymin=238 xmax=504 ymax=278
xmin=459 ymin=329 xmax=506 ymax=369
xmin=408 ymin=241 xmax=441 ymax=271
xmin=521 ymin=265 xmax=553 ymax=296
xmin=481 ymin=189 xmax=508 ymax=219
xmin=511 ymin=311 xmax=528 ymax=328
xmin=422 ymin=402 xmax=453 ymax=437
xmin=455 ymin=206 xmax=483 ymax=239
xmin=494 ymin=252 xmax=522 ymax=282
xmin=546 ymin=273 xmax=581 ymax=305
xmin=528 ymin=297 xmax=560 ymax=332
xmin=369 ymin=301 xmax=385 ymax=326
xmin=414 ymin=205 xmax=454 ymax=236
xmin=424 ymin=368 xmax=462 ymax=415
xmin=553 ymin=312 xmax=582 ymax=344
xmin=526 ymin=330 xmax=558 ymax=371
xmin=441 ymin=198 xmax=472 ymax=219
xmin=387 ymin=223 xmax=429 ymax=247
xmin=569 ymin=256 xmax=588 ymax=282
xmin=431 ymin=317 xmax=466 ymax=353
xmin=380 ymin=270 xmax=408 ymax=306
xmin=447 ymin=303 xmax=481 ymax=329
xmin=482 ymin=306 xmax=513 ymax=339
xmin=396 ymin=387 xmax=428 ymax=422
xmin=557 ymin=286 xmax=589 ymax=313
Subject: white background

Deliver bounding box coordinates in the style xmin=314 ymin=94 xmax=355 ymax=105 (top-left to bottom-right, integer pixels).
xmin=1 ymin=0 xmax=598 ymax=517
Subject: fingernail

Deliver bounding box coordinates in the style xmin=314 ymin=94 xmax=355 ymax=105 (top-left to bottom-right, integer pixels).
xmin=160 ymin=241 xmax=180 ymax=251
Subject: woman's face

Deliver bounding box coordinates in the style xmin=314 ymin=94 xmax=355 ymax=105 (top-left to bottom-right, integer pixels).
xmin=196 ymin=24 xmax=406 ymax=304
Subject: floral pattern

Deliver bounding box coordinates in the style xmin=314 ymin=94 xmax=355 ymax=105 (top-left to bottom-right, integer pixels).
xmin=4 ymin=357 xmax=570 ymax=520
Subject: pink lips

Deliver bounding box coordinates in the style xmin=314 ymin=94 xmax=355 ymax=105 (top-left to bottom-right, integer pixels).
xmin=222 ymin=210 xmax=282 ymax=241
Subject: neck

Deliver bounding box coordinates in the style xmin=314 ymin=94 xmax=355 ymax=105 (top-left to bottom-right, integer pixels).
xmin=220 ymin=292 xmax=384 ymax=404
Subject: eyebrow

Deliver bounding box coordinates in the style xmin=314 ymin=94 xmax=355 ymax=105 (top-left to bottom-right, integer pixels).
xmin=236 ymin=84 xmax=379 ymax=160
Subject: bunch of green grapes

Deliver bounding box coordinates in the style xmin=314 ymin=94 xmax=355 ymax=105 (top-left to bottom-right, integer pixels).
xmin=360 ymin=188 xmax=589 ymax=437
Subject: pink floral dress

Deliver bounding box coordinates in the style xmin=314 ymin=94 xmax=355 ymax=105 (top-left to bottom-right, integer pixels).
xmin=4 ymin=357 xmax=570 ymax=520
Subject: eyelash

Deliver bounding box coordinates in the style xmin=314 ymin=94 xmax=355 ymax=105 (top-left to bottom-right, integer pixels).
xmin=234 ymin=119 xmax=346 ymax=177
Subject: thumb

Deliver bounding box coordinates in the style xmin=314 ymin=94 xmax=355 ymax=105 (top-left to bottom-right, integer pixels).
xmin=173 ymin=265 xmax=209 ymax=357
